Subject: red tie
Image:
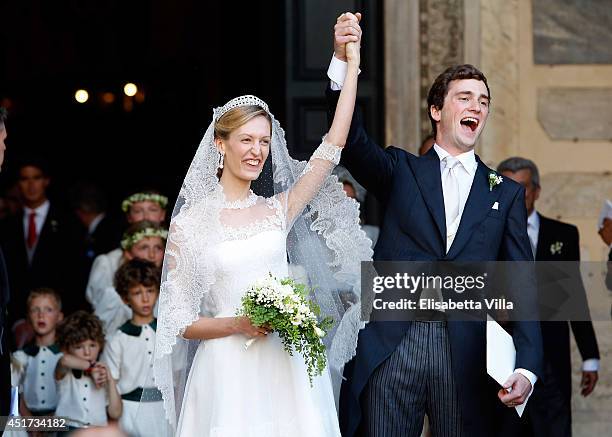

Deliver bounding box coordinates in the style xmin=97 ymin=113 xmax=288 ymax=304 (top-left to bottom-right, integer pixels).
xmin=27 ymin=212 xmax=37 ymax=248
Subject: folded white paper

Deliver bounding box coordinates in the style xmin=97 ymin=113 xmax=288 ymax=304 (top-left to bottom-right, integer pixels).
xmin=486 ymin=316 xmax=527 ymax=417
xmin=598 ymin=199 xmax=612 ymax=229
xmin=9 ymin=385 xmax=19 ymax=416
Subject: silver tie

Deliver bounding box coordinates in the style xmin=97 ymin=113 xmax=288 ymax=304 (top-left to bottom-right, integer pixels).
xmin=527 ymin=222 xmax=537 ymax=258
xmin=442 ymin=156 xmax=461 ymax=253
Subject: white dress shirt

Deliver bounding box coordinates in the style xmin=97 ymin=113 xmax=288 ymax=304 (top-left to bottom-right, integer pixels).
xmin=433 ymin=144 xmax=477 ymax=252
xmin=327 ymin=54 xmax=540 ymax=389
xmin=86 ymin=248 xmax=123 ymax=305
xmin=527 ymin=210 xmax=540 ymax=258
xmin=54 ymin=370 xmax=108 ymax=428
xmin=102 ymin=320 xmax=166 ymax=436
xmin=88 ymin=213 xmax=106 ymax=235
xmin=12 ymin=345 xmax=63 ymax=412
xmin=102 ymin=321 xmax=157 ymax=395
xmin=528 ymin=210 xmax=600 ymax=372
xmin=328 ymin=54 xmax=357 ymax=90
xmin=86 ymin=248 xmax=132 ymax=336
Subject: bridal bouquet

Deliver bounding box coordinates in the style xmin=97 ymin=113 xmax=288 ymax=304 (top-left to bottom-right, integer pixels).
xmin=238 ymin=273 xmax=333 ymax=384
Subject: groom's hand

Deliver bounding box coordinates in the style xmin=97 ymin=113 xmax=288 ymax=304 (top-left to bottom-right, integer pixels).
xmin=498 ymin=373 xmax=532 ymax=407
xmin=334 ymin=12 xmax=362 ymax=62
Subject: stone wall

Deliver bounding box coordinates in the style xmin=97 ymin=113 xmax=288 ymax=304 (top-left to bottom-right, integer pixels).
xmin=418 ymin=0 xmax=464 ymax=139
xmin=478 ymin=3 xmax=612 ymax=432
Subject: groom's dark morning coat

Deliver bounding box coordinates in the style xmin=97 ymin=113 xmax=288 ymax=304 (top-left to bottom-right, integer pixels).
xmin=327 ymin=89 xmax=544 ymax=437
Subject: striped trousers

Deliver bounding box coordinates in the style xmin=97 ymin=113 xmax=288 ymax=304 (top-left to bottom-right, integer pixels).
xmin=362 ymin=321 xmax=463 ymax=437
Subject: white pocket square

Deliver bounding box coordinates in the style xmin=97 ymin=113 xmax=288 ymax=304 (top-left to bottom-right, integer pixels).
xmin=492 ymin=202 xmax=499 ymax=210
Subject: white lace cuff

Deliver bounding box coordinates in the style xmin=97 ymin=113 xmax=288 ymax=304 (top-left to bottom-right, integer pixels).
xmin=312 ymin=136 xmax=342 ymax=165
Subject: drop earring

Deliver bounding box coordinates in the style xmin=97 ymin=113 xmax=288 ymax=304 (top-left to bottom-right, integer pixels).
xmin=218 ymin=151 xmax=225 ymax=169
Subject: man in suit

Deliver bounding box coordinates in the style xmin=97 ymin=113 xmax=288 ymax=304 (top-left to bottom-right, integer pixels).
xmin=70 ymin=182 xmax=122 ymax=299
xmin=0 ymin=157 xmax=80 ymax=348
xmin=329 ymin=13 xmax=543 ymax=437
xmin=0 ymin=107 xmax=12 ymax=418
xmin=498 ymin=157 xmax=600 ymax=436
xmin=72 ymin=182 xmax=121 ymax=259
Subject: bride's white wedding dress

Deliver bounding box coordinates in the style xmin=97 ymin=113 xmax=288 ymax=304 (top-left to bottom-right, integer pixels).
xmin=155 ymin=96 xmax=372 ymax=437
xmin=175 ymin=194 xmax=342 ymax=437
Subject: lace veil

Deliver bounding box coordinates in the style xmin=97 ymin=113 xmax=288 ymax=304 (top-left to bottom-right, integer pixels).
xmin=152 ymin=95 xmax=372 ymax=430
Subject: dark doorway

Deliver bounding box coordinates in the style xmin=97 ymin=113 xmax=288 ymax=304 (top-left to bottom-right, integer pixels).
xmin=1 ymin=1 xmax=383 ymax=225
xmin=0 ymin=1 xmax=286 ymax=207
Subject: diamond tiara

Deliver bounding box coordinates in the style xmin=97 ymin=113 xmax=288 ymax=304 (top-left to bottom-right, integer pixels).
xmin=214 ymin=95 xmax=270 ymax=121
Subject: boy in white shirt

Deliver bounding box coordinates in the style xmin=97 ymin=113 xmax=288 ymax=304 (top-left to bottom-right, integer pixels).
xmin=86 ymin=221 xmax=167 ymax=336
xmin=54 ymin=311 xmax=121 ymax=431
xmin=85 ymin=190 xmax=167 ymax=310
xmin=12 ymin=288 xmax=64 ymax=417
xmin=102 ymin=259 xmax=170 ymax=437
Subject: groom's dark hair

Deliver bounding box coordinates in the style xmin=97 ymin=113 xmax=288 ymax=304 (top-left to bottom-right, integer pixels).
xmin=427 ymin=64 xmax=490 ymax=137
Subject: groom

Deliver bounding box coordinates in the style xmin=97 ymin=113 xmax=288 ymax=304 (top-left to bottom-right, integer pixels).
xmin=327 ymin=13 xmax=543 ymax=437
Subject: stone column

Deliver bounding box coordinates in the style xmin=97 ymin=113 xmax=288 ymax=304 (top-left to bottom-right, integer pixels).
xmin=383 ymin=0 xmax=420 ymax=151
xmin=384 ymin=0 xmax=464 ymax=152
xmin=418 ymin=0 xmax=464 ymax=139
xmin=476 ymin=0 xmax=520 ymax=166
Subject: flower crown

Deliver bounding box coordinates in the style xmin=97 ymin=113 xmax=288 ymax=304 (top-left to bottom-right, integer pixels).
xmin=121 ymin=227 xmax=169 ymax=251
xmin=213 ymin=95 xmax=270 ymax=122
xmin=121 ymin=193 xmax=168 ymax=213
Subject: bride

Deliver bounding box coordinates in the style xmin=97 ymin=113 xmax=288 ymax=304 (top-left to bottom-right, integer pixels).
xmin=153 ymin=34 xmax=370 ymax=436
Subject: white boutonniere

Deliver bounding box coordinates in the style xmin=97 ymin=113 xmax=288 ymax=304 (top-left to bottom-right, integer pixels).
xmin=488 ymin=172 xmax=503 ymax=192
xmin=550 ymin=241 xmax=563 ymax=255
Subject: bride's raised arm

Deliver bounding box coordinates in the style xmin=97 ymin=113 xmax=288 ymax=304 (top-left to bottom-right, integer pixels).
xmin=283 ymin=39 xmax=360 ymax=225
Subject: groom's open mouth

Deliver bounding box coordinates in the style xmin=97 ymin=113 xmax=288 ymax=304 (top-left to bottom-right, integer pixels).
xmin=460 ymin=116 xmax=479 ymax=133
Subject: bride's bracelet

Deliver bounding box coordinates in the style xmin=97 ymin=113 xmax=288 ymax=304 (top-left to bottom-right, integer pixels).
xmin=312 ymin=135 xmax=342 ymax=165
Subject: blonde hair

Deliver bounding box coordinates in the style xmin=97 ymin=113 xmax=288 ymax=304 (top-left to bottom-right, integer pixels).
xmin=214 ymin=105 xmax=271 ymax=140
xmin=26 ymin=287 xmax=62 ymax=311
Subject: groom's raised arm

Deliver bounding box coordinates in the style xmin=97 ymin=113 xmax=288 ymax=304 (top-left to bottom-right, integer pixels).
xmin=326 ymin=13 xmax=396 ymax=203
xmin=326 ymin=85 xmax=395 ymax=202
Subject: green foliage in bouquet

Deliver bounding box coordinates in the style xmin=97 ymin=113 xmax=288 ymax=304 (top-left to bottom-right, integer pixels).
xmin=238 ymin=274 xmax=334 ymax=384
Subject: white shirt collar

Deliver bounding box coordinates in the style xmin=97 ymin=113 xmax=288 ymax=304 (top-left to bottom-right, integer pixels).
xmin=24 ymin=199 xmax=50 ymax=218
xmin=89 ymin=213 xmax=105 ymax=234
xmin=433 ymin=144 xmax=478 ymax=176
xmin=527 ymin=209 xmax=539 ymax=229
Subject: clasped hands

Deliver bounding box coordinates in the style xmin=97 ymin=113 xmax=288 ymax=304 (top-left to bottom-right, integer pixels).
xmin=334 ymin=12 xmax=362 ymax=66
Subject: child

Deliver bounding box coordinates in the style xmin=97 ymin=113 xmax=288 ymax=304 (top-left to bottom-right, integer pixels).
xmin=85 ymin=188 xmax=167 ymax=324
xmin=87 ymin=220 xmax=168 ymax=335
xmin=11 ymin=288 xmax=64 ymax=417
xmin=54 ymin=311 xmax=122 ymax=430
xmin=120 ymin=189 xmax=168 ymax=225
xmin=102 ymin=259 xmax=170 ymax=437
